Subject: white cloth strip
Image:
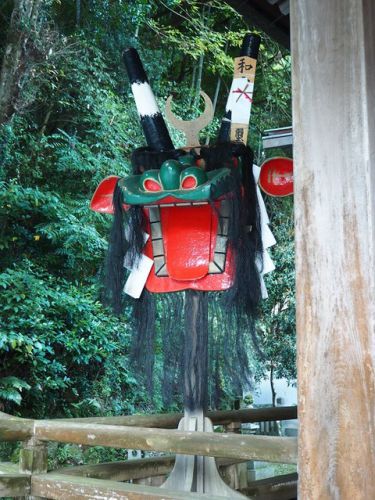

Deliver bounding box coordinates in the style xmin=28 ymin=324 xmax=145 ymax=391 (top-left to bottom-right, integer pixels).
xmin=124 ymin=254 xmax=153 ymax=299
xmin=253 ymin=165 xmax=276 ymax=298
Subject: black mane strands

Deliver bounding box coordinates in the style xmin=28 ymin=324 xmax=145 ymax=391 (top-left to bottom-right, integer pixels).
xmin=102 ymin=181 xmax=145 ymax=314
xmin=102 ymin=181 xmax=128 ymax=315
xmin=160 ymin=292 xmax=184 ymax=407
xmin=131 ymin=290 xmax=157 ymax=395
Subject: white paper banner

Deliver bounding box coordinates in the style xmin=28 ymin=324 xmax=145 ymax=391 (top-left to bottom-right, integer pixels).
xmin=124 ymin=254 xmax=154 ymax=299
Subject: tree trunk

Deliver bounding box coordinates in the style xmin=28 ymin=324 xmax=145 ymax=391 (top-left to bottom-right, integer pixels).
xmin=188 ymin=64 xmax=197 ymax=109
xmin=0 ymin=0 xmax=42 ymax=124
xmin=270 ymin=364 xmax=276 ymax=407
xmin=193 ymin=52 xmax=204 ymax=110
xmin=193 ymin=4 xmax=211 ymax=111
xmin=76 ymin=0 xmax=81 ymax=27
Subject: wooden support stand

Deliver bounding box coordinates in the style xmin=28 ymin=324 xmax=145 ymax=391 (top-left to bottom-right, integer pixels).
xmin=162 ymin=411 xmax=245 ymax=497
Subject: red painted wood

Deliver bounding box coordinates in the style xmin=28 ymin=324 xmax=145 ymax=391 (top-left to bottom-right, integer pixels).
xmin=90 ymin=176 xmax=120 ymax=214
xmin=143 ymin=205 xmax=233 ymax=292
xmin=259 ymin=157 xmax=293 ymax=197
xmin=160 ymin=205 xmax=212 ymax=280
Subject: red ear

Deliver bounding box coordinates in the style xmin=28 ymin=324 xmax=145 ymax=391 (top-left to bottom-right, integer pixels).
xmin=259 ymin=157 xmax=294 ymax=197
xmin=90 ymin=176 xmax=120 ymax=214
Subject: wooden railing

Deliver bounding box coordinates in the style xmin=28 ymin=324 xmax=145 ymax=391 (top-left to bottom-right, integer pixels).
xmin=0 ymin=406 xmax=298 ymax=499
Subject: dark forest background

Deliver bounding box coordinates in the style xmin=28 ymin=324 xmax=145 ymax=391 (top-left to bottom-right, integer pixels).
xmin=0 ymin=0 xmax=294 ymax=456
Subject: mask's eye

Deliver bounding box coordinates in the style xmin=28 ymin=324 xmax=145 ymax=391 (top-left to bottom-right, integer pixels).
xmin=144 ymin=179 xmax=162 ymax=191
xmin=141 ymin=170 xmax=163 ymax=192
xmin=181 ymin=175 xmax=198 ymax=189
xmin=180 ymin=167 xmax=207 ymax=190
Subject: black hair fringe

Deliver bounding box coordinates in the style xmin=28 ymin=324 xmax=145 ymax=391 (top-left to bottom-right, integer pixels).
xmin=131 ymin=290 xmax=156 ymax=394
xmin=161 ymin=293 xmax=184 ymax=406
xmin=131 ymin=147 xmax=194 ymax=174
xmin=102 ymin=181 xmax=128 ymax=315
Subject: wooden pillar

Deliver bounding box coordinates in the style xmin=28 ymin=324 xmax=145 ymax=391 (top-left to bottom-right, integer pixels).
xmin=290 ymin=0 xmax=375 ymax=498
xmin=221 ymin=421 xmax=248 ymax=490
xmin=19 ymin=437 xmax=48 ymax=500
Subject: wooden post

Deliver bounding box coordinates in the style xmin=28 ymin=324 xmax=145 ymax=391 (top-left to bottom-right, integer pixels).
xmin=291 ymin=0 xmax=375 ymax=498
xmin=19 ymin=437 xmax=48 ymax=500
xmin=221 ymin=421 xmax=248 ymax=490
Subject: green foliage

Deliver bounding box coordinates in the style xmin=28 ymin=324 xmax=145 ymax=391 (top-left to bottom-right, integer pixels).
xmin=47 ymin=443 xmax=128 ymax=470
xmin=0 ymin=260 xmax=139 ymax=417
xmin=0 ymin=376 xmax=31 ymax=406
xmin=257 ymin=196 xmax=296 ymax=385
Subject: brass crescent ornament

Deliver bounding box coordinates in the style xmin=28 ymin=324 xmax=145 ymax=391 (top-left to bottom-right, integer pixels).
xmin=165 ymin=91 xmax=214 ymax=147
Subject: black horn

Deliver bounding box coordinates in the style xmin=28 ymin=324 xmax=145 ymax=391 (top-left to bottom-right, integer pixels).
xmin=123 ymin=47 xmax=174 ymax=152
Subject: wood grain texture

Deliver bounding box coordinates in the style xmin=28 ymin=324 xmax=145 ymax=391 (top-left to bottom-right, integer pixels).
xmin=291 ymin=0 xmax=375 ymax=498
xmin=53 ymin=406 xmax=297 ymax=428
xmin=31 ymin=473 xmax=227 ymax=499
xmin=0 ymin=473 xmax=30 ymax=497
xmin=0 ymin=413 xmax=34 ymax=441
xmin=54 ymin=456 xmax=247 ymax=481
xmin=56 ymin=455 xmax=176 ymax=481
xmin=34 ymin=420 xmax=297 ymax=464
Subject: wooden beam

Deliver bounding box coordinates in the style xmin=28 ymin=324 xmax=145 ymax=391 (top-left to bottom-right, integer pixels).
xmin=291 ymin=0 xmax=375 ymax=497
xmin=0 ymin=473 xmax=30 ymax=497
xmin=55 ymin=456 xmax=247 ymax=481
xmin=31 ymin=473 xmax=228 ymax=499
xmin=56 ymin=456 xmax=176 ymax=481
xmin=0 ymin=406 xmax=297 ymax=434
xmin=245 ymin=472 xmax=297 ymax=500
xmin=53 ymin=405 xmax=297 ymax=428
xmin=0 ymin=415 xmax=34 ymax=441
xmin=34 ymin=421 xmax=297 ymax=464
xmin=226 ymin=0 xmax=290 ymax=48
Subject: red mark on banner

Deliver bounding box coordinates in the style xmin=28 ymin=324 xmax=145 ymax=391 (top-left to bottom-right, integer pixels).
xmin=232 ymin=83 xmax=253 ymax=103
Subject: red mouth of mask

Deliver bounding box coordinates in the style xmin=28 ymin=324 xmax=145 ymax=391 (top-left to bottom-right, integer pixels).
xmin=141 ymin=197 xmax=234 ymax=293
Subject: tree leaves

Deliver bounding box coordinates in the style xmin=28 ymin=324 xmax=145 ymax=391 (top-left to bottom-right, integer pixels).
xmin=0 ymin=376 xmax=31 ymax=405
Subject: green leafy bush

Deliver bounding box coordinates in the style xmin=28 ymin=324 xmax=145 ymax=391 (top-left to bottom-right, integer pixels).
xmin=0 ymin=261 xmax=138 ymax=417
